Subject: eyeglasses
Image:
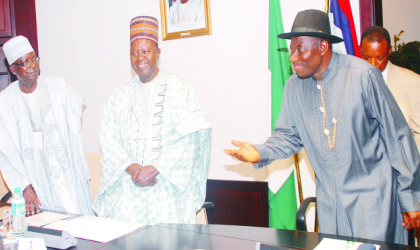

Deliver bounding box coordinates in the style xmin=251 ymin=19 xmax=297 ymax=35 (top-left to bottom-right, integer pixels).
xmin=12 ymin=57 xmax=41 ymax=68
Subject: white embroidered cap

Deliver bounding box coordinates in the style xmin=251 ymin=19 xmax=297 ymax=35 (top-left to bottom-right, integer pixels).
xmin=3 ymin=35 xmax=34 ymax=64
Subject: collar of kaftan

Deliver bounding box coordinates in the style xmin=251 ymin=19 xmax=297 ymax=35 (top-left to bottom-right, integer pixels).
xmin=312 ymin=52 xmax=338 ymax=81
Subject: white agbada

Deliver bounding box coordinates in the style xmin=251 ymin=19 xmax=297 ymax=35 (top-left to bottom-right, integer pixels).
xmin=0 ymin=76 xmax=93 ymax=215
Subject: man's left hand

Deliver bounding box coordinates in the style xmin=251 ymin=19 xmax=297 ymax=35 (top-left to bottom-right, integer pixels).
xmin=132 ymin=165 xmax=159 ymax=187
xmin=23 ymin=184 xmax=41 ymax=216
xmin=402 ymin=211 xmax=420 ymax=230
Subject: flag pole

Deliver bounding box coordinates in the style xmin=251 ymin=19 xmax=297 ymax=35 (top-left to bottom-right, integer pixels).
xmin=325 ymin=0 xmax=329 ymax=13
xmin=294 ymin=154 xmax=304 ymax=204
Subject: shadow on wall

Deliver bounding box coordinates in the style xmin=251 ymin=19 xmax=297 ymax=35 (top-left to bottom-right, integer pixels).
xmin=224 ymin=149 xmax=316 ymax=184
xmin=85 ymin=153 xmax=102 ymax=203
xmin=224 ymin=161 xmax=268 ymax=181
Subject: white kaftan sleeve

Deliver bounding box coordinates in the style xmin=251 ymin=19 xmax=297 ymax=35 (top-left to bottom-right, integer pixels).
xmin=92 ymin=96 xmax=135 ymax=217
xmin=154 ymin=132 xmax=197 ymax=193
xmin=0 ymin=128 xmax=31 ymax=192
xmin=100 ymin=99 xmax=134 ymax=181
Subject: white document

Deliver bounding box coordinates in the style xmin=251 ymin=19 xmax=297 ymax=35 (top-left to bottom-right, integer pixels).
xmin=18 ymin=238 xmax=47 ymax=250
xmin=314 ymin=238 xmax=381 ymax=250
xmin=43 ymin=216 xmax=145 ymax=243
xmin=26 ymin=212 xmax=70 ymax=227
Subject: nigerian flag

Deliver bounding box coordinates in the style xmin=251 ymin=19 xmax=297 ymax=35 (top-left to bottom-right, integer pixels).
xmin=268 ymin=0 xmax=296 ymax=230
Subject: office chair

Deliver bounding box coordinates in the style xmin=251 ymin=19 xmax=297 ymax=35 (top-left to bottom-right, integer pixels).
xmin=0 ymin=191 xmax=11 ymax=203
xmin=296 ymin=197 xmax=416 ymax=247
xmin=202 ymin=202 xmax=214 ymax=212
xmin=196 ymin=202 xmax=214 ymax=224
xmin=296 ymin=197 xmax=317 ymax=232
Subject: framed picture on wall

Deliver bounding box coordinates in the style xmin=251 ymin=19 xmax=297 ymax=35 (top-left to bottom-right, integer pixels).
xmin=159 ymin=0 xmax=212 ymax=40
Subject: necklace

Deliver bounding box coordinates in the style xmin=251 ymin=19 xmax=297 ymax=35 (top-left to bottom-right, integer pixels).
xmin=317 ymin=84 xmax=337 ymax=149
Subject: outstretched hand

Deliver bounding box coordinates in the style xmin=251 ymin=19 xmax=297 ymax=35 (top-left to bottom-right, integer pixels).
xmin=402 ymin=211 xmax=420 ymax=230
xmin=224 ymin=140 xmax=260 ymax=163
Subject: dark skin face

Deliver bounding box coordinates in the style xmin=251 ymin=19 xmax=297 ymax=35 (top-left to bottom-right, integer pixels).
xmin=130 ymin=39 xmax=161 ymax=83
xmin=360 ymin=39 xmax=392 ymax=72
xmin=9 ymin=51 xmax=40 ymax=93
xmin=289 ymin=36 xmax=331 ymax=81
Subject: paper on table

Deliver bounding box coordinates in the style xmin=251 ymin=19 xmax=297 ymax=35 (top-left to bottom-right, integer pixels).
xmin=17 ymin=238 xmax=47 ymax=250
xmin=0 ymin=206 xmax=11 ymax=220
xmin=314 ymin=238 xmax=381 ymax=250
xmin=43 ymin=216 xmax=145 ymax=243
xmin=26 ymin=212 xmax=70 ymax=227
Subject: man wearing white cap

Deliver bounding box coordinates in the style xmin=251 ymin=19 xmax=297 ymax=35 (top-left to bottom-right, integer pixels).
xmin=0 ymin=35 xmax=93 ymax=216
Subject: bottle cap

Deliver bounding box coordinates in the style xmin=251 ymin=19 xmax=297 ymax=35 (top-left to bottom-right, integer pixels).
xmin=14 ymin=187 xmax=21 ymax=194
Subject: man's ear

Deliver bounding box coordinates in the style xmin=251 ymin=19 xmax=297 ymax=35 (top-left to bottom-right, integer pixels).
xmin=9 ymin=65 xmax=16 ymax=75
xmin=388 ymin=45 xmax=392 ymax=56
xmin=157 ymin=48 xmax=161 ymax=59
xmin=319 ymin=40 xmax=329 ymax=56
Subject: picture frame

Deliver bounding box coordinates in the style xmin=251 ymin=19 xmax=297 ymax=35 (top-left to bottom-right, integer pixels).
xmin=159 ymin=0 xmax=212 ymax=41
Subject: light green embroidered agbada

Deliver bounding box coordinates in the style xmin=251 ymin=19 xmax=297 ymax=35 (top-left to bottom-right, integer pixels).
xmin=92 ymin=71 xmax=211 ymax=224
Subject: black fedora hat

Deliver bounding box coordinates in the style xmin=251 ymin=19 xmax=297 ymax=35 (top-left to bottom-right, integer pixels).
xmin=278 ymin=9 xmax=344 ymax=44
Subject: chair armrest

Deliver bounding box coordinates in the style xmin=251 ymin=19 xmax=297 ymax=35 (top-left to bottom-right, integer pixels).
xmin=202 ymin=202 xmax=214 ymax=212
xmin=296 ymin=197 xmax=316 ymax=231
xmin=0 ymin=191 xmax=11 ymax=203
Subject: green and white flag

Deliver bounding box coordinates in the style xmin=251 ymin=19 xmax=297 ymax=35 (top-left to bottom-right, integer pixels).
xmin=268 ymin=0 xmax=296 ymax=230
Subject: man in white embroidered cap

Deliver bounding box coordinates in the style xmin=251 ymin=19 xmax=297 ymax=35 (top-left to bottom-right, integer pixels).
xmin=0 ymin=35 xmax=93 ymax=216
xmin=225 ymin=9 xmax=420 ymax=244
xmin=92 ymin=16 xmax=211 ymax=225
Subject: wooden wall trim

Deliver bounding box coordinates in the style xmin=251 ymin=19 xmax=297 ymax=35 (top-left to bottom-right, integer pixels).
xmin=207 ymin=179 xmax=268 ymax=192
xmin=0 ymin=0 xmax=15 ymax=45
xmin=205 ymin=179 xmax=269 ymax=227
xmin=359 ymin=0 xmax=383 ymax=35
xmin=14 ymin=0 xmax=38 ymax=55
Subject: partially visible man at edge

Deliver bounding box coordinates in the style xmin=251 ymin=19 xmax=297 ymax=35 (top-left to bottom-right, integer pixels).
xmin=360 ymin=26 xmax=420 ymax=150
xmin=92 ymin=16 xmax=211 ymax=224
xmin=0 ymin=35 xmax=93 ymax=215
xmin=225 ymin=10 xmax=420 ymax=244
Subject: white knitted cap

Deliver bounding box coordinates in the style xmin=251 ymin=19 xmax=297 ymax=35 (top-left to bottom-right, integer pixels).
xmin=3 ymin=35 xmax=34 ymax=64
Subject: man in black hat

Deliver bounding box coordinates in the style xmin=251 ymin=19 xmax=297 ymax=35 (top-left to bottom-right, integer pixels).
xmin=225 ymin=9 xmax=420 ymax=244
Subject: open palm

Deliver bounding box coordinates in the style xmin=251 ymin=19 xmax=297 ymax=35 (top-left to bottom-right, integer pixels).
xmin=224 ymin=140 xmax=260 ymax=163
